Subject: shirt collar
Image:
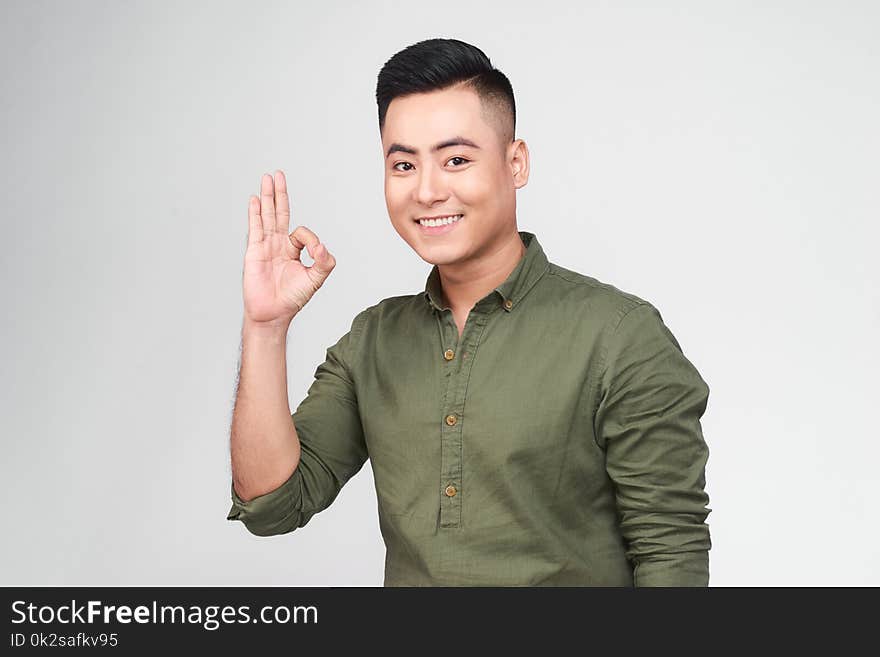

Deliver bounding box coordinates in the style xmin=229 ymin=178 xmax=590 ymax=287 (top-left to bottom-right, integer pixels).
xmin=422 ymin=231 xmax=550 ymax=314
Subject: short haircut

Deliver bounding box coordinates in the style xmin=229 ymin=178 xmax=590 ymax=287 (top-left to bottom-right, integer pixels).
xmin=376 ymin=38 xmax=516 ymax=151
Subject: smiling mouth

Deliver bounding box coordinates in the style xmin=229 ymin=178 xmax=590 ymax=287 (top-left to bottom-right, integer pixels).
xmin=414 ymin=214 xmax=464 ymax=227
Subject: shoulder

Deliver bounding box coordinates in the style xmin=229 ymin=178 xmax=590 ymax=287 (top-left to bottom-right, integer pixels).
xmin=542 ymin=260 xmax=656 ymax=331
xmin=347 ymin=291 xmax=424 ymax=336
xmin=354 ymin=292 xmax=423 ymax=320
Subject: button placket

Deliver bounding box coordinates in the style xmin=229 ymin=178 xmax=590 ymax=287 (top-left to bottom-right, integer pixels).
xmin=436 ymin=307 xmax=488 ymax=529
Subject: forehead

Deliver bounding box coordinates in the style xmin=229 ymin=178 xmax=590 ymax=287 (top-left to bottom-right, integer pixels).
xmin=382 ymin=86 xmax=489 ymax=144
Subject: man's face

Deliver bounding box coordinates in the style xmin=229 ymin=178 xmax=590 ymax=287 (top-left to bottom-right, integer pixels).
xmin=381 ymin=85 xmax=528 ymax=267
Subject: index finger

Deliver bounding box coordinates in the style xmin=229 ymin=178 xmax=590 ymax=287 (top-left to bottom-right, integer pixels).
xmin=287 ymin=225 xmax=321 ymax=262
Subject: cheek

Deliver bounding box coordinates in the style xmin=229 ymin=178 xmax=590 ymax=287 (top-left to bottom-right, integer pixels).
xmin=383 ymin=175 xmax=393 ymax=199
xmin=455 ymin=174 xmax=483 ymax=199
xmin=457 ymin=169 xmax=501 ymax=203
xmin=384 ymin=180 xmax=405 ymax=211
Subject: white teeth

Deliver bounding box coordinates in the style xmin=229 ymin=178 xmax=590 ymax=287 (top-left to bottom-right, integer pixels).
xmin=419 ymin=214 xmax=463 ymax=227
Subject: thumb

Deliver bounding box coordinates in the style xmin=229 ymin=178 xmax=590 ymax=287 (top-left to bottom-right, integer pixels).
xmin=307 ymin=242 xmax=335 ymax=284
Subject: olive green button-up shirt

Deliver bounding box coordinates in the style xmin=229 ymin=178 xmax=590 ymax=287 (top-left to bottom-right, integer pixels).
xmin=227 ymin=230 xmax=712 ymax=587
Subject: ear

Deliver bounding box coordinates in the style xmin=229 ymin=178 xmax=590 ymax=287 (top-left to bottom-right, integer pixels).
xmin=509 ymin=139 xmax=530 ymax=188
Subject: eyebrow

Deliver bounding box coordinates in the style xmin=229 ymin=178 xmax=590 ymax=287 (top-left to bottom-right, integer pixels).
xmin=385 ymin=136 xmax=481 ymax=159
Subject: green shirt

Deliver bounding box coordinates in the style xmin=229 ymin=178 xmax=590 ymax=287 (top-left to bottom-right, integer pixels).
xmin=227 ymin=230 xmax=712 ymax=586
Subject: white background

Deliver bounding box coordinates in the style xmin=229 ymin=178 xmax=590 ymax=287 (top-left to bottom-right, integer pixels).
xmin=1 ymin=0 xmax=877 ymax=585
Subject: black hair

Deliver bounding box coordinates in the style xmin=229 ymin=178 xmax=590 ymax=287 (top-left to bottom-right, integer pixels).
xmin=376 ymin=38 xmax=516 ymax=149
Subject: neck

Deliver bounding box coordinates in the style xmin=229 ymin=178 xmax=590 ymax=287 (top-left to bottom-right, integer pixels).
xmin=438 ymin=230 xmax=526 ymax=314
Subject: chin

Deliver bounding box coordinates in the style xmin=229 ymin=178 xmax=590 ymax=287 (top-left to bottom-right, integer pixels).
xmin=391 ymin=219 xmax=462 ymax=260
xmin=412 ymin=242 xmax=471 ymax=267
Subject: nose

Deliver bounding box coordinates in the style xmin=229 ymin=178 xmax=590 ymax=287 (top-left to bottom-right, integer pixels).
xmin=413 ymin=161 xmax=449 ymax=207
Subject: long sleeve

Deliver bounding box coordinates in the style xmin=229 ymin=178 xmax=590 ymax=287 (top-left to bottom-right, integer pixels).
xmin=594 ymin=302 xmax=712 ymax=586
xmin=226 ymin=310 xmax=370 ymax=536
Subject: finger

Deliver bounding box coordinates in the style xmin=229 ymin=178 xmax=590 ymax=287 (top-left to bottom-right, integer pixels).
xmin=247 ymin=195 xmax=263 ymax=244
xmin=287 ymin=225 xmax=321 ymax=262
xmin=260 ymin=173 xmax=276 ymax=233
xmin=307 ymin=241 xmax=337 ymax=286
xmin=274 ymin=170 xmax=290 ymax=235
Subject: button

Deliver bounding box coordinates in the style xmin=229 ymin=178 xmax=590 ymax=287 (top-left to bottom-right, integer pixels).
xmin=504 ymin=298 xmax=513 ymax=310
xmin=445 ymin=414 xmax=457 ymax=426
xmin=445 ymin=485 xmax=457 ymax=497
xmin=444 ymin=348 xmax=455 ymax=360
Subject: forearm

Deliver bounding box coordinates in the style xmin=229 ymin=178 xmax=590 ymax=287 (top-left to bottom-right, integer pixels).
xmin=229 ymin=318 xmax=301 ymax=502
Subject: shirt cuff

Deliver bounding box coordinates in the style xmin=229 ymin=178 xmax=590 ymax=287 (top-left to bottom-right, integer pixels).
xmin=226 ymin=466 xmax=305 ymax=536
xmin=633 ymin=552 xmax=710 ymax=587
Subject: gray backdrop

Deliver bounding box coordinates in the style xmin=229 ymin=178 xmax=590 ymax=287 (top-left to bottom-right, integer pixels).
xmin=2 ymin=0 xmax=877 ymax=586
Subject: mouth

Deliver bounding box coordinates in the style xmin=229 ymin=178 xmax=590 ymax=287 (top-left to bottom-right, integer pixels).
xmin=414 ymin=213 xmax=464 ymax=235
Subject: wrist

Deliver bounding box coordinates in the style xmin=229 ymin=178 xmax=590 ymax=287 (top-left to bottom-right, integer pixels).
xmin=242 ymin=316 xmax=292 ymax=340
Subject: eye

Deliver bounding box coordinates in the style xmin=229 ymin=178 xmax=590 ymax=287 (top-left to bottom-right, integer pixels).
xmin=391 ymin=157 xmax=470 ymax=172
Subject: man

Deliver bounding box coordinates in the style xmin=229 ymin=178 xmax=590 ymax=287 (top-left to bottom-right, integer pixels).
xmin=227 ymin=38 xmax=712 ymax=586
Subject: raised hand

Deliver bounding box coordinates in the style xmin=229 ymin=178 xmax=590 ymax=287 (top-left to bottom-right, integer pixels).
xmin=242 ymin=170 xmax=337 ymax=327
